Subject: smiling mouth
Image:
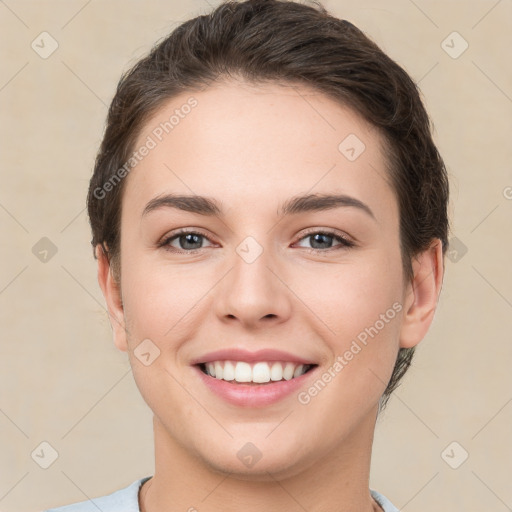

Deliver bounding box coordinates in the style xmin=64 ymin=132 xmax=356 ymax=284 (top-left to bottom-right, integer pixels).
xmin=197 ymin=361 xmax=317 ymax=385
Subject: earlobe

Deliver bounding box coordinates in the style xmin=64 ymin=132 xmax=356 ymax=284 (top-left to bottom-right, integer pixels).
xmin=96 ymin=244 xmax=128 ymax=353
xmin=399 ymin=239 xmax=445 ymax=349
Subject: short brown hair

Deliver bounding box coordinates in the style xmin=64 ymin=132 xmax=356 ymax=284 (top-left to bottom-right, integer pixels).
xmin=87 ymin=0 xmax=450 ymax=409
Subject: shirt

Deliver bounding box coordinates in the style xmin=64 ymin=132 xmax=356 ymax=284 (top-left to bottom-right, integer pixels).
xmin=44 ymin=476 xmax=399 ymax=512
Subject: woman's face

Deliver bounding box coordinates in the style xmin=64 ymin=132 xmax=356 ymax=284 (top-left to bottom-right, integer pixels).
xmin=110 ymin=81 xmax=411 ymax=477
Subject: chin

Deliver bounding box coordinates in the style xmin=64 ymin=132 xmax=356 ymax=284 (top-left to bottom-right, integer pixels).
xmin=195 ymin=436 xmax=316 ymax=482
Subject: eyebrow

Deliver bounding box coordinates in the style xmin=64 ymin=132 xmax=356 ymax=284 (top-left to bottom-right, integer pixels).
xmin=142 ymin=193 xmax=376 ymax=221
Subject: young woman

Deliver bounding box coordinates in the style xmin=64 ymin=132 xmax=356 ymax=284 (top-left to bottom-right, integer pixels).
xmin=45 ymin=0 xmax=449 ymax=510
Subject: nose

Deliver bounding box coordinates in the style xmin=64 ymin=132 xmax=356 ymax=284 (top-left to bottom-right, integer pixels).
xmin=214 ymin=242 xmax=293 ymax=329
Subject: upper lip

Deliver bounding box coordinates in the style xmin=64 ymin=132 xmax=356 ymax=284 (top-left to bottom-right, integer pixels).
xmin=190 ymin=348 xmax=317 ymax=366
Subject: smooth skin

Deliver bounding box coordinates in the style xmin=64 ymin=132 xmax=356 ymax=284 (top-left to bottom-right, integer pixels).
xmin=97 ymin=80 xmax=444 ymax=512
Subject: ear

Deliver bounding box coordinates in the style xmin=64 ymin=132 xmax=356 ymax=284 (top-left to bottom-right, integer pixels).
xmin=96 ymin=244 xmax=128 ymax=352
xmin=399 ymin=239 xmax=445 ymax=348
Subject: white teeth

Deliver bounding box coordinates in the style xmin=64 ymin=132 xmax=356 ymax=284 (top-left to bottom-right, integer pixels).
xmin=283 ymin=363 xmax=295 ymax=381
xmin=252 ymin=362 xmax=271 ymax=383
xmin=270 ymin=362 xmax=283 ymax=381
xmin=223 ymin=360 xmax=235 ymax=381
xmin=293 ymin=364 xmax=304 ymax=378
xmin=214 ymin=361 xmax=224 ymax=380
xmin=203 ymin=360 xmax=312 ymax=383
xmin=234 ymin=361 xmax=252 ymax=382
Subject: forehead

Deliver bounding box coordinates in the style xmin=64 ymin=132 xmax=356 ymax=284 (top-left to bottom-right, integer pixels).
xmin=123 ymin=80 xmax=396 ymax=223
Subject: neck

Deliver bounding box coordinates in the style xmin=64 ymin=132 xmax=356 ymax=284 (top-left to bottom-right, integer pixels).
xmin=140 ymin=407 xmax=382 ymax=512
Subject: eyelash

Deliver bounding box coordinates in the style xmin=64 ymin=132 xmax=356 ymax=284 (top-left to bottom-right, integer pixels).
xmin=158 ymin=228 xmax=356 ymax=255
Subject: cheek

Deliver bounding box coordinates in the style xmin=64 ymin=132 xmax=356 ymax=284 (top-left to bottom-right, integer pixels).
xmin=294 ymin=252 xmax=404 ymax=395
xmin=120 ymin=264 xmax=203 ymax=418
xmin=120 ymin=257 xmax=211 ymax=338
xmin=298 ymin=254 xmax=403 ymax=338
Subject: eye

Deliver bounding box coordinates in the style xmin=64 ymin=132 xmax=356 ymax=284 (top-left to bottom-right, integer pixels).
xmin=159 ymin=229 xmax=215 ymax=253
xmin=294 ymin=230 xmax=355 ymax=252
xmin=158 ymin=228 xmax=355 ymax=255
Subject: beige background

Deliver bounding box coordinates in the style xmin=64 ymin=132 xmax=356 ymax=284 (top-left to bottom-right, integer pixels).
xmin=1 ymin=0 xmax=511 ymax=511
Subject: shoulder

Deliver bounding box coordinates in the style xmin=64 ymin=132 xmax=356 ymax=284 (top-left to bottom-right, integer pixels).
xmin=370 ymin=488 xmax=400 ymax=512
xmin=43 ymin=476 xmax=152 ymax=512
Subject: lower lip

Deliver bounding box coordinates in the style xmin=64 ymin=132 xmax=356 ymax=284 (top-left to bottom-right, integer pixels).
xmin=193 ymin=365 xmax=317 ymax=407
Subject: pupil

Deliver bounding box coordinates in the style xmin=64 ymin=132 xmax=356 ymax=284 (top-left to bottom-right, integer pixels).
xmin=182 ymin=233 xmax=202 ymax=249
xmin=311 ymin=233 xmax=331 ymax=249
